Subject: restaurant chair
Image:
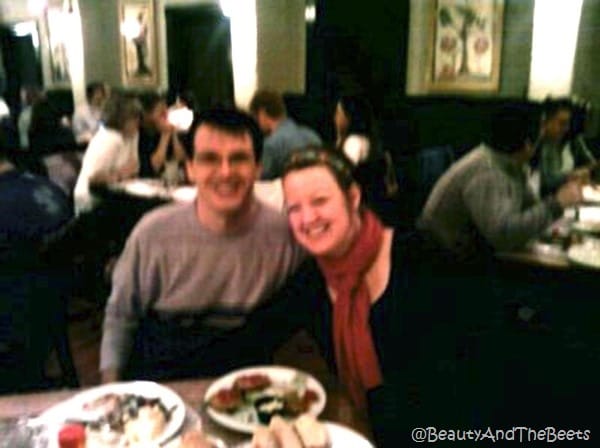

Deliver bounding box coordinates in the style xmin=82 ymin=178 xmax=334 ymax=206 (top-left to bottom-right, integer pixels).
xmin=0 ymin=243 xmax=79 ymax=393
xmin=405 ymin=145 xmax=455 ymax=223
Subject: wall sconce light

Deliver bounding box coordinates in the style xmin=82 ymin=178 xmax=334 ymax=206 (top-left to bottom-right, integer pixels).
xmin=120 ymin=19 xmax=142 ymax=40
xmin=305 ymin=4 xmax=316 ymax=23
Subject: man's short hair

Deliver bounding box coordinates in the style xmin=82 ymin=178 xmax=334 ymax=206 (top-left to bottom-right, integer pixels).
xmin=86 ymin=82 xmax=106 ymax=103
xmin=488 ymin=104 xmax=540 ymax=154
xmin=542 ymin=97 xmax=573 ymax=121
xmin=185 ymin=108 xmax=264 ymax=162
xmin=248 ymin=90 xmax=286 ymax=119
xmin=137 ymin=90 xmax=166 ymax=113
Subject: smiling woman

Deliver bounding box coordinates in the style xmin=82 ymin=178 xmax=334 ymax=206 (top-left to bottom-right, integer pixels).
xmin=279 ymin=146 xmax=459 ymax=446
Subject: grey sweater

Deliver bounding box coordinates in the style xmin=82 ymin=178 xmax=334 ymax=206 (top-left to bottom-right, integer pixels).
xmin=100 ymin=199 xmax=304 ymax=372
xmin=418 ymin=144 xmax=563 ymax=259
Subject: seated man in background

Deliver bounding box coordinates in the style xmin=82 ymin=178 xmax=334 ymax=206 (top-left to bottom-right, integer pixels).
xmin=536 ymin=97 xmax=596 ymax=196
xmin=72 ymin=82 xmax=108 ymax=145
xmin=137 ymin=91 xmax=187 ymax=178
xmin=249 ymin=90 xmax=321 ymax=180
xmin=418 ymin=104 xmax=583 ymax=264
xmin=417 ymin=105 xmax=585 ymax=428
xmin=100 ymin=108 xmax=304 ymax=383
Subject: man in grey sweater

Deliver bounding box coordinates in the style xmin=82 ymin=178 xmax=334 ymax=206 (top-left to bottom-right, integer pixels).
xmin=100 ymin=109 xmax=304 ymax=383
xmin=418 ymin=104 xmax=583 ymax=263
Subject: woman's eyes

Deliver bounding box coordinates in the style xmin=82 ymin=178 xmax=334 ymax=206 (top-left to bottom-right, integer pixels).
xmin=311 ymin=196 xmax=328 ymax=206
xmin=286 ymin=196 xmax=329 ymax=216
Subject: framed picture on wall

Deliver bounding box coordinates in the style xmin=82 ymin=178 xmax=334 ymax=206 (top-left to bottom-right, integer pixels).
xmin=426 ymin=0 xmax=504 ymax=93
xmin=119 ymin=0 xmax=158 ymax=86
xmin=46 ymin=8 xmax=71 ymax=86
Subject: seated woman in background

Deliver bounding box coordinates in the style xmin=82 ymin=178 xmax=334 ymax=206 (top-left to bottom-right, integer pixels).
xmin=333 ymin=95 xmax=399 ymax=221
xmin=74 ymin=93 xmax=141 ymax=214
xmin=535 ymin=97 xmax=597 ymax=195
xmin=137 ymin=91 xmax=186 ymax=178
xmin=334 ymin=95 xmax=377 ymax=164
xmin=279 ymin=147 xmax=455 ymax=445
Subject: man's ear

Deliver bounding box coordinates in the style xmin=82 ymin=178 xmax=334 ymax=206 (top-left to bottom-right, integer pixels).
xmin=185 ymin=160 xmax=195 ymax=182
xmin=255 ymin=163 xmax=263 ymax=180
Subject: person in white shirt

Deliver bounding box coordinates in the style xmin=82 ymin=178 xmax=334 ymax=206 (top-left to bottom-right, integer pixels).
xmin=72 ymin=82 xmax=108 ymax=145
xmin=74 ymin=93 xmax=141 ymax=214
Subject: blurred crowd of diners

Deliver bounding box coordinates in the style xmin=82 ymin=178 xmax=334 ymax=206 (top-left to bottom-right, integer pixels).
xmin=2 ymin=83 xmax=600 ymax=446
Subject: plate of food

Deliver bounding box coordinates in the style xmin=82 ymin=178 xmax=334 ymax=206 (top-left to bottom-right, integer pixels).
xmin=120 ymin=179 xmax=167 ymax=199
xmin=37 ymin=381 xmax=186 ymax=447
xmin=572 ymin=220 xmax=600 ymax=235
xmin=567 ymin=239 xmax=600 ymax=269
xmin=247 ymin=414 xmax=374 ymax=448
xmin=582 ymin=185 xmax=600 ymax=203
xmin=204 ymin=366 xmax=326 ymax=434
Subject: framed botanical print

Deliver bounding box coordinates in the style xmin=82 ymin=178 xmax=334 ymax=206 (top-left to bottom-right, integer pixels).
xmin=46 ymin=8 xmax=71 ymax=86
xmin=119 ymin=0 xmax=158 ymax=86
xmin=426 ymin=0 xmax=504 ymax=93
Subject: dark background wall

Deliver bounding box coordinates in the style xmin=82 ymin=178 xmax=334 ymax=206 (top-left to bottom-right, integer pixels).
xmin=307 ymin=0 xmax=409 ymax=112
xmin=303 ymin=0 xmax=535 ymax=144
xmin=497 ymin=0 xmax=534 ymax=97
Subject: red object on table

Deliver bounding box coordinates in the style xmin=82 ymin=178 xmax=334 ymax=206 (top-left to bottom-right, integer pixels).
xmin=58 ymin=423 xmax=86 ymax=448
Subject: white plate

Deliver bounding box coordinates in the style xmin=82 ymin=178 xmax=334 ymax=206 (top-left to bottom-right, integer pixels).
xmin=582 ymin=185 xmax=600 ymax=203
xmin=326 ymin=422 xmax=374 ymax=448
xmin=171 ymin=186 xmax=197 ymax=202
xmin=120 ymin=179 xmax=167 ymax=198
xmin=567 ymin=240 xmax=600 ymax=269
xmin=572 ymin=220 xmax=600 ymax=234
xmin=38 ymin=381 xmax=186 ymax=448
xmin=239 ymin=422 xmax=373 ymax=448
xmin=204 ymin=365 xmax=326 ymax=434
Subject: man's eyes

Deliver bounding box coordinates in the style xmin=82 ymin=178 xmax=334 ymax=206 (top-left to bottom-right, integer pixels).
xmin=229 ymin=153 xmax=252 ymax=164
xmin=194 ymin=152 xmax=252 ymax=165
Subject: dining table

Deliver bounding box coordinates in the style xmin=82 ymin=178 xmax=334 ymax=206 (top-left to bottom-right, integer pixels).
xmin=495 ymin=205 xmax=600 ymax=271
xmin=0 ymin=375 xmax=372 ymax=447
xmin=91 ymin=177 xmax=285 ymax=212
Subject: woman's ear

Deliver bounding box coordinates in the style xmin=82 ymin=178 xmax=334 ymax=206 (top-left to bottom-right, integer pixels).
xmin=348 ymin=183 xmax=362 ymax=211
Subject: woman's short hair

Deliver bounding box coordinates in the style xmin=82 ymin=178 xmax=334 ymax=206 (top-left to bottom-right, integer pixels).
xmin=282 ymin=146 xmax=356 ymax=191
xmin=102 ymin=93 xmax=142 ymax=131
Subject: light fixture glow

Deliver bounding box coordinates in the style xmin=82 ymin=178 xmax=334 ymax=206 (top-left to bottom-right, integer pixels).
xmin=27 ymin=0 xmax=47 ymax=16
xmin=528 ymin=0 xmax=583 ymax=100
xmin=219 ymin=0 xmax=235 ymax=18
xmin=305 ymin=5 xmax=316 ymax=23
xmin=120 ymin=19 xmax=142 ymax=39
xmin=13 ymin=21 xmax=40 ymax=49
xmin=229 ymin=0 xmax=257 ymax=108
